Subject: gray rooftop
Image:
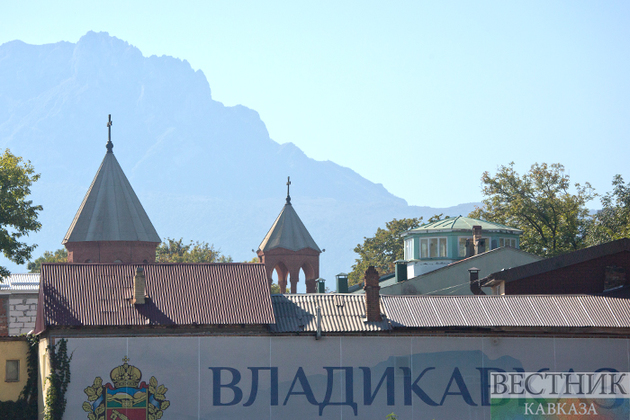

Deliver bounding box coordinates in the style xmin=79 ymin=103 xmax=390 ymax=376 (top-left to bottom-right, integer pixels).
xmin=381 ymin=294 xmax=630 ymax=328
xmin=258 ymin=203 xmax=320 ymax=252
xmin=270 ymin=294 xmax=390 ymax=332
xmin=63 ymin=151 xmax=160 ymax=244
xmin=0 ymin=273 xmax=39 ymax=293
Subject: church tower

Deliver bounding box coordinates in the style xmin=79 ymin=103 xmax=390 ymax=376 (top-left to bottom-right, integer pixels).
xmin=63 ymin=115 xmax=161 ymax=263
xmin=257 ymin=178 xmax=321 ymax=293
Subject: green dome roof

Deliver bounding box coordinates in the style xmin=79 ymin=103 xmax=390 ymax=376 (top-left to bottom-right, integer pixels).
xmin=406 ymin=216 xmax=522 ymax=235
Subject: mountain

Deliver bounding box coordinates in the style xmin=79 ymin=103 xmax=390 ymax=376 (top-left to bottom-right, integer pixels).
xmin=0 ymin=31 xmax=477 ymax=287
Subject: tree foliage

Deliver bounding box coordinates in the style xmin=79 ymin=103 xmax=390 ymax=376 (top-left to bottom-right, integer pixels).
xmin=469 ymin=162 xmax=595 ymax=257
xmin=270 ymin=283 xmax=290 ymax=294
xmin=587 ymin=174 xmax=630 ymax=245
xmin=28 ymin=248 xmax=68 ymax=272
xmin=156 ymin=238 xmax=232 ymax=263
xmin=348 ymin=218 xmax=423 ymax=286
xmin=0 ymin=150 xmax=42 ymax=278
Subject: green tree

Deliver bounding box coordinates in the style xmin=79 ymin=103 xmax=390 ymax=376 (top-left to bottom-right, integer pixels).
xmin=586 ymin=174 xmax=630 ymax=245
xmin=348 ymin=217 xmax=423 ymax=286
xmin=156 ymin=238 xmax=232 ymax=263
xmin=0 ymin=149 xmax=42 ymax=278
xmin=270 ymin=283 xmax=290 ymax=294
xmin=28 ymin=248 xmax=68 ymax=272
xmin=469 ymin=162 xmax=595 ymax=257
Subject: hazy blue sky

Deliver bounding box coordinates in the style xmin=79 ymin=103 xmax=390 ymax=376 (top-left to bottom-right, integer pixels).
xmin=1 ymin=1 xmax=629 ymax=207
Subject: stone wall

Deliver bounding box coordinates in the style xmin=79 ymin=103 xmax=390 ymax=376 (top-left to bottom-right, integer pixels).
xmin=8 ymin=294 xmax=38 ymax=335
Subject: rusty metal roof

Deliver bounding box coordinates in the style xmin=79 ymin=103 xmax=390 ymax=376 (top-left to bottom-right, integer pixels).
xmin=481 ymin=238 xmax=630 ymax=286
xmin=36 ymin=263 xmax=274 ymax=333
xmin=381 ymin=295 xmax=630 ymax=328
xmin=270 ymin=294 xmax=390 ymax=332
xmin=0 ymin=273 xmax=40 ymax=293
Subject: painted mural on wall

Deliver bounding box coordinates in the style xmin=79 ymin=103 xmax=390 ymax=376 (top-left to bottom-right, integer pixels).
xmin=59 ymin=336 xmax=630 ymax=419
xmin=82 ymin=357 xmax=169 ymax=420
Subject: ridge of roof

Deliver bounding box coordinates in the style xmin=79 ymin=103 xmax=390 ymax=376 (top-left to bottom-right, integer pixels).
xmin=258 ymin=203 xmax=321 ymax=252
xmin=63 ymin=152 xmax=160 ymax=244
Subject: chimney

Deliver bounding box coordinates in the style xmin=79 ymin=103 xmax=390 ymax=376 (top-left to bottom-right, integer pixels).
xmin=468 ymin=267 xmax=486 ymax=295
xmin=395 ymin=260 xmax=407 ymax=283
xmin=472 ymin=225 xmax=485 ymax=255
xmin=336 ymin=273 xmax=349 ymax=293
xmin=133 ymin=266 xmax=146 ymax=304
xmin=364 ymin=266 xmax=382 ymax=322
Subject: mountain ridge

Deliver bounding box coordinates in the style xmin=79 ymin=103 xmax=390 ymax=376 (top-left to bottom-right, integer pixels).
xmin=0 ymin=31 xmax=478 ymax=286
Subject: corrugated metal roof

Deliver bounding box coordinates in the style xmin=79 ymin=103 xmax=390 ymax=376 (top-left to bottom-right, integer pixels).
xmin=270 ymin=294 xmax=390 ymax=332
xmin=37 ymin=263 xmax=274 ymax=333
xmin=258 ymin=203 xmax=321 ymax=253
xmin=0 ymin=273 xmax=40 ymax=292
xmin=481 ymin=238 xmax=630 ymax=285
xmin=63 ymin=150 xmax=160 ymax=244
xmin=406 ymin=216 xmax=522 ymax=235
xmin=381 ymin=295 xmax=630 ymax=328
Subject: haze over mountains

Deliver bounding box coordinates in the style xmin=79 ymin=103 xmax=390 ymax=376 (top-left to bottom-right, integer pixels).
xmin=0 ymin=31 xmax=476 ymax=286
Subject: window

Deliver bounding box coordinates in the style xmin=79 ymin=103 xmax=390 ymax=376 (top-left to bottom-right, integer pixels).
xmin=420 ymin=237 xmax=447 ymax=258
xmin=499 ymin=238 xmax=517 ymax=248
xmin=5 ymin=360 xmax=19 ymax=382
xmin=404 ymin=238 xmax=414 ymax=260
xmin=459 ymin=237 xmax=491 ymax=257
xmin=458 ymin=237 xmax=469 ymax=257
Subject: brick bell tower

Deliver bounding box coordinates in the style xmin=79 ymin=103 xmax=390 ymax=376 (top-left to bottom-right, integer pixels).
xmin=63 ymin=115 xmax=161 ymax=263
xmin=257 ymin=177 xmax=321 ymax=293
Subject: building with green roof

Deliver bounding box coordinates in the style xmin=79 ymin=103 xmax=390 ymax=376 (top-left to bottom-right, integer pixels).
xmin=402 ymin=216 xmax=522 ymax=278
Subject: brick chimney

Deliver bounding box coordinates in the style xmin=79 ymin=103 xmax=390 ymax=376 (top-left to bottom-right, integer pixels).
xmin=364 ymin=266 xmax=382 ymax=322
xmin=133 ymin=267 xmax=146 ymax=305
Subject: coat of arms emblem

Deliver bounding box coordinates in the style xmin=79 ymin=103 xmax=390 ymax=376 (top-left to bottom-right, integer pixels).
xmin=83 ymin=357 xmax=170 ymax=420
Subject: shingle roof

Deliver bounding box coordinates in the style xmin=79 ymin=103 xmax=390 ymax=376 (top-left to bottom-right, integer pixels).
xmin=63 ymin=151 xmax=160 ymax=244
xmin=0 ymin=273 xmax=40 ymax=292
xmin=258 ymin=203 xmax=320 ymax=252
xmin=405 ymin=216 xmax=522 ymax=235
xmin=270 ymin=294 xmax=390 ymax=332
xmin=381 ymin=294 xmax=630 ymax=328
xmin=35 ymin=263 xmax=274 ymax=333
xmin=481 ymin=238 xmax=630 ymax=286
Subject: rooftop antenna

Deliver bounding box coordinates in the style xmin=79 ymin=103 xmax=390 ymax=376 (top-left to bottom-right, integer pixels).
xmin=106 ymin=114 xmax=114 ymax=153
xmin=286 ymin=176 xmax=291 ymax=205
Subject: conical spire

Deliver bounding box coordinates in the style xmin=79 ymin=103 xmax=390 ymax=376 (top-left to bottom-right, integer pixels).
xmin=258 ymin=178 xmax=320 ymax=253
xmin=63 ymin=115 xmax=159 ymax=244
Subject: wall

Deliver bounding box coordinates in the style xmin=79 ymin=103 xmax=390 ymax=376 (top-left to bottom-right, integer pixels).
xmin=0 ymin=296 xmax=7 ymax=336
xmin=506 ymin=251 xmax=630 ymax=294
xmin=50 ymin=334 xmax=630 ymax=420
xmin=37 ymin=337 xmax=49 ymax=420
xmin=9 ymin=294 xmax=38 ymax=335
xmin=0 ymin=338 xmax=28 ymax=401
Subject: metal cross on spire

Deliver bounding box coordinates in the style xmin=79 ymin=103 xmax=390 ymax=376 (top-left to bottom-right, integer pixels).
xmin=106 ymin=114 xmax=114 ymax=153
xmin=286 ymin=176 xmax=292 ymax=204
